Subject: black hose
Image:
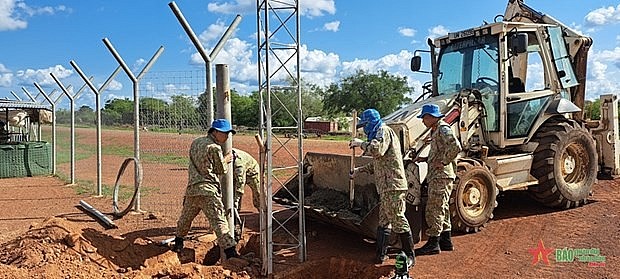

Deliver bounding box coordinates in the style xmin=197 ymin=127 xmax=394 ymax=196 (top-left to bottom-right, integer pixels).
xmin=112 ymin=157 xmax=142 ymax=218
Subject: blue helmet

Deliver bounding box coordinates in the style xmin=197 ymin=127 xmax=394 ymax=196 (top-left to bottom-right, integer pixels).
xmin=358 ymin=109 xmax=383 ymax=141
xmin=417 ymin=104 xmax=444 ymax=118
xmin=209 ymin=119 xmax=236 ymax=134
xmin=357 ymin=109 xmax=381 ymax=128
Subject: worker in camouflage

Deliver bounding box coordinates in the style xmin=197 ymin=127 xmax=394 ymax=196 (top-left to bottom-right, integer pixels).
xmin=415 ymin=104 xmax=462 ymax=256
xmin=231 ymin=148 xmax=261 ymax=241
xmin=232 ymin=148 xmax=261 ymax=212
xmin=350 ymin=108 xmax=415 ymax=268
xmin=173 ymin=119 xmax=239 ymax=259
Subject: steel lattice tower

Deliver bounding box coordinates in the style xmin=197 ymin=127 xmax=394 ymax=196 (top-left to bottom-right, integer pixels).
xmin=256 ymin=0 xmax=305 ymax=276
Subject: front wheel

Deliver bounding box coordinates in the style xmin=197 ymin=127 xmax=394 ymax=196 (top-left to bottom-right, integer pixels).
xmin=529 ymin=119 xmax=597 ymax=208
xmin=449 ymin=161 xmax=498 ymax=233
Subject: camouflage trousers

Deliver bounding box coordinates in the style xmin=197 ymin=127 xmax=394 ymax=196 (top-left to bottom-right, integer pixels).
xmin=425 ymin=177 xmax=454 ymax=237
xmin=176 ymin=186 xmax=236 ymax=249
xmin=234 ymin=173 xmax=261 ymax=211
xmin=378 ymin=190 xmax=410 ymax=234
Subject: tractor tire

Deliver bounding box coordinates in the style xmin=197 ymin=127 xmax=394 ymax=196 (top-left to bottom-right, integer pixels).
xmin=449 ymin=161 xmax=498 ymax=233
xmin=529 ymin=119 xmax=597 ymax=208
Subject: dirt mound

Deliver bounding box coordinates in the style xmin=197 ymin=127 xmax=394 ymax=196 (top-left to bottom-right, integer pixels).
xmin=0 ymin=217 xmax=259 ymax=279
xmin=274 ymin=257 xmax=395 ymax=279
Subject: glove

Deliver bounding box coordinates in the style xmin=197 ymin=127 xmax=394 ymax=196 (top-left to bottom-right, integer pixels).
xmin=349 ymin=138 xmax=364 ymax=148
xmin=349 ymin=167 xmax=362 ymax=179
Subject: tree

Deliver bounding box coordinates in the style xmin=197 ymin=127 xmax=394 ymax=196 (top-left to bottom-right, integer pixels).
xmin=76 ymin=105 xmax=95 ymax=125
xmin=232 ymin=90 xmax=259 ymax=128
xmin=103 ymin=98 xmax=134 ymax=125
xmin=140 ymin=97 xmax=169 ymax=127
xmin=169 ymin=95 xmax=199 ymax=130
xmin=323 ymin=70 xmax=412 ymax=117
xmin=584 ymin=99 xmax=601 ymax=120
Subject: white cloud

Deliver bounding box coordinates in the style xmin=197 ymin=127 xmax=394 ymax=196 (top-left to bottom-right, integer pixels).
xmin=428 ymin=25 xmax=449 ymax=40
xmin=190 ymin=37 xmax=256 ymax=90
xmin=323 ymin=21 xmax=339 ymax=32
xmin=398 ymin=27 xmax=416 ymax=37
xmin=100 ymin=79 xmax=122 ymax=91
xmin=208 ymin=0 xmax=336 ymax=17
xmin=585 ymin=47 xmax=620 ymax=100
xmin=596 ymin=47 xmax=620 ymax=68
xmin=0 ymin=63 xmax=12 ymax=87
xmin=198 ymin=20 xmax=229 ymax=44
xmin=0 ymin=0 xmax=70 ymax=31
xmin=0 ymin=72 xmax=12 ymax=87
xmin=132 ymin=58 xmax=147 ymax=73
xmin=15 ymin=2 xmax=69 ymax=16
xmin=0 ymin=0 xmax=27 ymax=31
xmin=15 ymin=65 xmax=73 ymax=87
xmin=585 ymin=4 xmax=620 ymax=26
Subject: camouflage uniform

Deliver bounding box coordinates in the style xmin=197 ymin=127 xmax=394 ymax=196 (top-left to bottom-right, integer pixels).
xmin=425 ymin=120 xmax=461 ymax=237
xmin=359 ymin=124 xmax=410 ymax=234
xmin=176 ymin=134 xmax=236 ymax=249
xmin=232 ymin=148 xmax=260 ymax=211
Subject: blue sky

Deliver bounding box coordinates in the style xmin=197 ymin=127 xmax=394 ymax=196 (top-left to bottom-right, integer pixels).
xmin=1 ymin=0 xmax=619 ymax=109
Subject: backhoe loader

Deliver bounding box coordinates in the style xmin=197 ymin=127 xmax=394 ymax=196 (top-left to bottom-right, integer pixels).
xmin=273 ymin=0 xmax=620 ymax=239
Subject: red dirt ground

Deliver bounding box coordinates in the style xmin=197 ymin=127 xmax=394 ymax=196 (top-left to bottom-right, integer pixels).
xmin=0 ymin=128 xmax=618 ymax=278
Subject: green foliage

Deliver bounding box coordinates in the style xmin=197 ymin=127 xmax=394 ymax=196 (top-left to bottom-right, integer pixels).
xmin=584 ymin=99 xmax=601 ymax=120
xmin=232 ymin=91 xmax=260 ymax=127
xmin=104 ymin=98 xmax=134 ymax=125
xmin=323 ymin=70 xmax=413 ymax=117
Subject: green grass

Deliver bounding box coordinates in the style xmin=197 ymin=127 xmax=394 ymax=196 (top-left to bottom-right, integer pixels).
xmin=55 ymin=173 xmax=155 ymax=201
xmin=101 ymin=144 xmax=188 ymax=166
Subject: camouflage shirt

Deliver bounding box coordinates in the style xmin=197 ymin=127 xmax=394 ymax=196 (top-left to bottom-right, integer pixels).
xmin=359 ymin=124 xmax=408 ymax=194
xmin=185 ymin=134 xmax=229 ymax=196
xmin=427 ymin=120 xmax=461 ymax=180
xmin=233 ymin=148 xmax=259 ymax=185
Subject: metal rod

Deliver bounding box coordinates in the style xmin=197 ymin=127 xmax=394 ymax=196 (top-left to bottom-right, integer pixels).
xmin=33 ymin=83 xmax=56 ymax=174
xmin=216 ymin=63 xmax=235 ymax=241
xmin=10 ymin=91 xmax=22 ymax=101
xmin=168 ymin=1 xmax=211 ymax=62
xmin=211 ymin=14 xmax=243 ymax=59
xmin=71 ymin=61 xmax=122 ymax=196
xmin=169 ymin=1 xmax=242 ymax=128
xmin=79 ymin=200 xmax=117 ymax=229
xmin=50 ymin=73 xmax=76 ymax=185
xmin=102 ymin=39 xmax=163 ymax=212
xmin=20 ymin=87 xmax=36 ymax=102
xmin=102 ymin=38 xmax=137 ymax=82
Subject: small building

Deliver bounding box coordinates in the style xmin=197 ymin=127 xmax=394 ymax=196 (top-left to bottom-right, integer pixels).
xmin=304 ymin=117 xmax=338 ymax=134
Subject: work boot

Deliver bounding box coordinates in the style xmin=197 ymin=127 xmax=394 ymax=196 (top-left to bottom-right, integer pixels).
xmin=414 ymin=236 xmax=440 ymax=256
xmin=224 ymin=247 xmax=239 ymax=259
xmin=375 ymin=227 xmax=391 ymax=264
xmin=399 ymin=231 xmax=416 ymax=268
xmin=172 ymin=237 xmax=184 ymax=252
xmin=439 ymin=231 xmax=454 ymax=251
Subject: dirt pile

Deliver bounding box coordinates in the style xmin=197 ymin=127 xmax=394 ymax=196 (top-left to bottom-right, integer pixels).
xmin=0 ymin=217 xmax=260 ymax=279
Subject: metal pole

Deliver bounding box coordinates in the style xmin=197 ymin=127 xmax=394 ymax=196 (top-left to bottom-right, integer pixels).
xmin=216 ymin=64 xmax=234 ymax=238
xmin=71 ymin=61 xmax=122 ymax=196
xmin=102 ymin=37 xmax=164 ymax=212
xmin=21 ymin=87 xmax=42 ymax=140
xmin=20 ymin=87 xmax=36 ymax=102
xmin=295 ymin=2 xmax=306 ymax=262
xmin=169 ymin=1 xmax=241 ymax=127
xmin=10 ymin=91 xmax=22 ymax=101
xmin=34 ymin=83 xmax=56 ymax=174
xmin=50 ymin=73 xmax=76 ymax=185
xmin=206 ymin=62 xmax=213 ymax=125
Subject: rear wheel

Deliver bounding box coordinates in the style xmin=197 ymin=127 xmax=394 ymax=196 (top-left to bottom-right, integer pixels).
xmin=529 ymin=119 xmax=597 ymax=208
xmin=449 ymin=161 xmax=498 ymax=233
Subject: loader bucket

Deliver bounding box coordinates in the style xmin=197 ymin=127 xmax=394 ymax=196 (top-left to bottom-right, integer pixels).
xmin=273 ymin=152 xmax=423 ymax=241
